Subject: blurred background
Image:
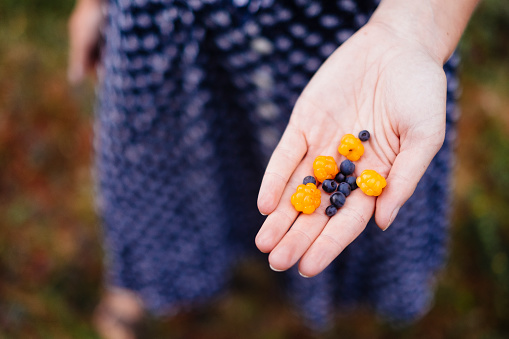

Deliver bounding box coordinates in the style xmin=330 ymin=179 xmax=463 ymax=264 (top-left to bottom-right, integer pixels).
xmin=1 ymin=0 xmax=508 ymax=338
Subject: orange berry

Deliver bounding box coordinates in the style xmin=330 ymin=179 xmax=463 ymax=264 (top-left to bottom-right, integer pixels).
xmin=291 ymin=183 xmax=322 ymax=214
xmin=312 ymin=156 xmax=339 ymax=183
xmin=356 ymin=169 xmax=387 ymax=196
xmin=337 ymin=134 xmax=364 ymax=161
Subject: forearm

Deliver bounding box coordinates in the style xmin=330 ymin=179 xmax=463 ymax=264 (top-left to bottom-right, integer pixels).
xmin=369 ymin=0 xmax=481 ymax=64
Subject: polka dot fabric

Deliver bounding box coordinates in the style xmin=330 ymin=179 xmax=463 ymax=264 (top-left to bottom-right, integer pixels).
xmin=95 ymin=0 xmax=460 ymax=328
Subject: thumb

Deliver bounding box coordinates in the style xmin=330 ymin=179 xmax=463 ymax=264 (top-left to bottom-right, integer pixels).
xmin=374 ymin=130 xmax=445 ymax=230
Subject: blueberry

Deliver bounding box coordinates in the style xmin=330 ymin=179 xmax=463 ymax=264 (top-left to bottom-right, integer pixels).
xmin=340 ymin=159 xmax=355 ymax=176
xmin=334 ymin=172 xmax=346 ymax=183
xmin=330 ymin=192 xmax=346 ymax=208
xmin=325 ymin=205 xmax=338 ymax=217
xmin=303 ymin=176 xmax=316 ymax=185
xmin=338 ymin=182 xmax=351 ymax=197
xmin=358 ymin=130 xmax=370 ymax=142
xmin=322 ymin=179 xmax=337 ymax=193
xmin=345 ymin=176 xmax=358 ymax=190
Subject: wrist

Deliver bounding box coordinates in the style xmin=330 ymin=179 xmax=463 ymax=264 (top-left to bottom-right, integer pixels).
xmin=368 ymin=0 xmax=479 ymax=64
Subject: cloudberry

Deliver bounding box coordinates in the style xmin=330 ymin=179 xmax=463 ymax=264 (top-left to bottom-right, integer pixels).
xmin=356 ymin=170 xmax=387 ymax=196
xmin=313 ymin=156 xmax=339 ymax=183
xmin=337 ymin=134 xmax=364 ymax=161
xmin=291 ymin=183 xmax=322 ymax=214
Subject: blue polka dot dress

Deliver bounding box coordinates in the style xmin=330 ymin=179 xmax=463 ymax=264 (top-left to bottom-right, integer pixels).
xmin=95 ymin=0 xmax=460 ymax=328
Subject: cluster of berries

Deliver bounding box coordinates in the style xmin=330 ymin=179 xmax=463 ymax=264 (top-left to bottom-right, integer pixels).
xmin=290 ymin=182 xmax=321 ymax=215
xmin=319 ymin=157 xmax=358 ymax=217
xmin=290 ymin=130 xmax=387 ymax=216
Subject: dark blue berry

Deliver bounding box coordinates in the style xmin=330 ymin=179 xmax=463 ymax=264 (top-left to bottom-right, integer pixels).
xmin=338 ymin=182 xmax=351 ymax=197
xmin=303 ymin=176 xmax=316 ymax=186
xmin=322 ymin=179 xmax=337 ymax=193
xmin=325 ymin=205 xmax=338 ymax=217
xmin=358 ymin=130 xmax=370 ymax=142
xmin=346 ymin=176 xmax=358 ymax=190
xmin=334 ymin=172 xmax=346 ymax=183
xmin=330 ymin=192 xmax=346 ymax=208
xmin=340 ymin=159 xmax=355 ymax=176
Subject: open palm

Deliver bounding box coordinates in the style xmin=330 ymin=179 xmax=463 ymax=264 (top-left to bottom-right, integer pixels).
xmin=256 ymin=22 xmax=448 ymax=277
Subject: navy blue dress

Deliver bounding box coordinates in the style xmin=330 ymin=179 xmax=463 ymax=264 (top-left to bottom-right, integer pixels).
xmin=96 ymin=0 xmax=460 ymax=328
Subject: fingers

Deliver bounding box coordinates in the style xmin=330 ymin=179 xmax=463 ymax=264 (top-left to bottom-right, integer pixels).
xmin=256 ymin=122 xmax=375 ymax=274
xmin=255 ymin=154 xmax=314 ymax=253
xmin=374 ymin=130 xmax=445 ymax=230
xmin=255 ymin=199 xmax=299 ymax=254
xmin=267 ymin=196 xmax=330 ymax=271
xmin=297 ymin=193 xmax=375 ymax=277
xmin=263 ymin=183 xmax=374 ymax=276
xmin=257 ymin=124 xmax=307 ymax=215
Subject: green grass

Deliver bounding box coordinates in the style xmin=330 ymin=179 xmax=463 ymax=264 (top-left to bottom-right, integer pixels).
xmin=1 ymin=1 xmax=508 ymax=338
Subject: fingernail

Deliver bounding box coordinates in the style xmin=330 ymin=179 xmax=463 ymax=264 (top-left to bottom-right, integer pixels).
xmin=299 ymin=271 xmax=310 ymax=278
xmin=269 ymin=264 xmax=284 ymax=272
xmin=384 ymin=207 xmax=400 ymax=231
xmin=300 ymin=250 xmax=328 ymax=276
xmin=256 ymin=229 xmax=272 ymax=248
xmin=260 ymin=211 xmax=267 ymax=216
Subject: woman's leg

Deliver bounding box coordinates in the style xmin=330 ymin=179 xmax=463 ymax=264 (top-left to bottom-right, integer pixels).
xmin=93 ymin=287 xmax=145 ymax=339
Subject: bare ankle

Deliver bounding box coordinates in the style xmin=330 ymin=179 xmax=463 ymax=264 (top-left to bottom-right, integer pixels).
xmin=93 ymin=287 xmax=145 ymax=339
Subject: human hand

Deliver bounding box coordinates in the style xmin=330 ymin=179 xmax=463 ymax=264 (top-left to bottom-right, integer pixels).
xmin=255 ymin=20 xmax=448 ymax=277
xmin=67 ymin=0 xmax=103 ymax=84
